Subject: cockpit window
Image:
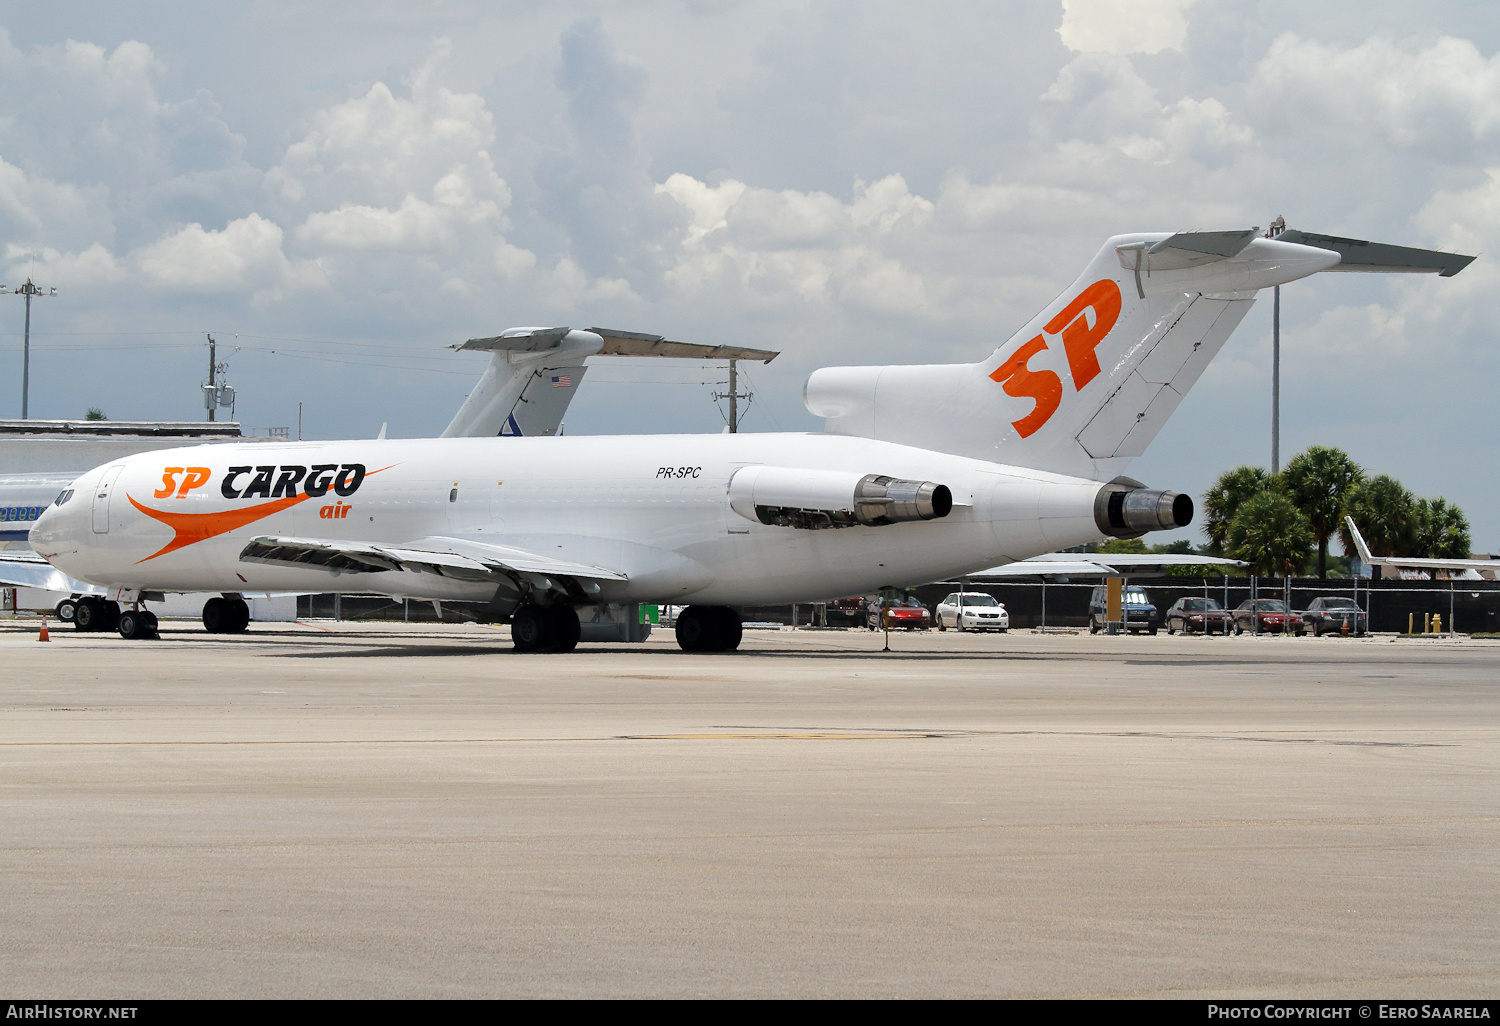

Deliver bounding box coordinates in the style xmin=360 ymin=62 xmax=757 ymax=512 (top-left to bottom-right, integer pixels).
xmin=54 ymin=489 xmax=74 ymax=506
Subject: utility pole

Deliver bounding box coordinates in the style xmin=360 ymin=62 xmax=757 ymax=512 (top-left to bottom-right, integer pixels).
xmin=728 ymin=359 xmax=738 ymax=433
xmin=713 ymin=358 xmax=751 ymax=433
xmin=206 ymin=334 xmax=217 ymax=422
xmin=1267 ymin=215 xmax=1285 ymax=475
xmin=7 ymin=278 xmax=57 ymax=420
xmin=201 ymin=333 xmax=235 ymax=423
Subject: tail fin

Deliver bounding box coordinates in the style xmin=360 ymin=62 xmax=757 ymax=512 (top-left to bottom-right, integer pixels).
xmin=1344 ymin=516 xmax=1377 ymax=565
xmin=805 ymin=231 xmax=1339 ymax=478
xmin=442 ymin=328 xmax=598 ymax=438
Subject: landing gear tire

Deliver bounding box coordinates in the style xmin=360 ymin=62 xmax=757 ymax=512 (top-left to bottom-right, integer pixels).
xmin=55 ymin=598 xmax=77 ymax=623
xmin=675 ymin=605 xmax=742 ymax=652
xmin=204 ymin=597 xmax=251 ymax=634
xmin=118 ymin=610 xmax=159 ymax=640
xmin=75 ymin=597 xmax=119 ymax=632
xmin=716 ymin=607 xmax=743 ymax=651
xmin=1089 ymin=615 xmax=1100 ymax=635
xmin=512 ymin=604 xmax=553 ymax=652
xmin=549 ymin=606 xmax=580 ymax=653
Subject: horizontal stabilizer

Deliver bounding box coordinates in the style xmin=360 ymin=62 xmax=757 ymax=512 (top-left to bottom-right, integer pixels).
xmin=456 ymin=327 xmax=572 ymax=353
xmin=1277 ymin=230 xmax=1475 ymax=276
xmin=589 ymin=328 xmax=778 ymax=363
xmin=1118 ymin=228 xmax=1261 ymax=271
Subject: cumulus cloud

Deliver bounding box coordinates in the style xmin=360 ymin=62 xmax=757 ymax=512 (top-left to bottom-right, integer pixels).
xmin=0 ymin=30 xmax=255 ymax=250
xmin=133 ymin=214 xmax=320 ymax=298
xmin=656 ymin=173 xmax=933 ymax=313
xmin=1247 ymin=34 xmax=1500 ymax=161
xmin=1059 ymin=0 xmax=1199 ymax=56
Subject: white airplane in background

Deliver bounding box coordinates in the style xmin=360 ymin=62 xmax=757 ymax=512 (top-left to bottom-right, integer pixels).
xmin=25 ymin=226 xmax=1473 ymax=650
xmin=1345 ymin=517 xmax=1500 ymax=581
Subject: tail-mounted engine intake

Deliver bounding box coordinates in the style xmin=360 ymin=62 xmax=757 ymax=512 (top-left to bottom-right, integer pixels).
xmin=729 ymin=466 xmax=953 ymax=530
xmin=1094 ymin=477 xmax=1193 ymax=538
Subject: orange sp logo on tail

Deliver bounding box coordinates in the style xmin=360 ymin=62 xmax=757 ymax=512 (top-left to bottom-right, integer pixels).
xmin=989 ymin=278 xmax=1123 ymax=437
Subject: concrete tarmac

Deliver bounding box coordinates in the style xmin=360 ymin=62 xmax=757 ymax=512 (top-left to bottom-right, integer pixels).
xmin=1 ymin=619 xmax=1497 ymax=998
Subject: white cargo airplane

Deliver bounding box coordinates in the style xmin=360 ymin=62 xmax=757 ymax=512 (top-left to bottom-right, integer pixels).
xmin=1345 ymin=516 xmax=1499 ymax=581
xmin=25 ymin=227 xmax=1472 ymax=649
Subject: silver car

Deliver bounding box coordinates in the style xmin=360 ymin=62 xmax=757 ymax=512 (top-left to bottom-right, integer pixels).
xmin=935 ymin=592 xmax=1009 ymax=632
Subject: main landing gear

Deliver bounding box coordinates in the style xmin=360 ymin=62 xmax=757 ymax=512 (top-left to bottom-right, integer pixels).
xmin=202 ymin=596 xmax=250 ymax=634
xmin=73 ymin=597 xmax=119 ymax=633
xmin=511 ymin=603 xmax=581 ymax=653
xmin=674 ymin=605 xmax=742 ymax=653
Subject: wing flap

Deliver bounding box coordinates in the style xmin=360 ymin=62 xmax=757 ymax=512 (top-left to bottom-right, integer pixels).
xmin=239 ymin=535 xmax=628 ymax=584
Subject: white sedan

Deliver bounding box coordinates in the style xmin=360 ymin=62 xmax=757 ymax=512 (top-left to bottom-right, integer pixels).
xmin=935 ymin=592 xmax=1009 ymax=632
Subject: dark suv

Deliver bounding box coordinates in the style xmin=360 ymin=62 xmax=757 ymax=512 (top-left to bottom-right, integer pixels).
xmin=1088 ymin=585 xmax=1157 ymax=634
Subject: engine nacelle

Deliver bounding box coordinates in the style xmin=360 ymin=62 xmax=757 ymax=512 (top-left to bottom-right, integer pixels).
xmin=1094 ymin=477 xmax=1193 ymax=538
xmin=729 ymin=466 xmax=953 ymax=530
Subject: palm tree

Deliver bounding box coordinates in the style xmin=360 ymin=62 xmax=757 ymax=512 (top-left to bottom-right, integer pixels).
xmin=1341 ymin=475 xmax=1418 ymax=557
xmin=1413 ymin=497 xmax=1471 ymax=559
xmin=1202 ymin=466 xmax=1272 ymax=555
xmin=1226 ymin=491 xmax=1314 ymax=576
xmin=1281 ymin=446 xmax=1364 ymax=578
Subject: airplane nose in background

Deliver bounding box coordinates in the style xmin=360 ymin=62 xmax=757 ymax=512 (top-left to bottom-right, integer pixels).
xmin=29 ymin=504 xmax=64 ymax=550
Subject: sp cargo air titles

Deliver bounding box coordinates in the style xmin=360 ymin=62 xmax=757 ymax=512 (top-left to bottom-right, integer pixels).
xmin=25 ymin=227 xmax=1473 ymax=650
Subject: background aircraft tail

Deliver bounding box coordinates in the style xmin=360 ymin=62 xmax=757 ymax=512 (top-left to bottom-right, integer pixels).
xmin=443 ymin=328 xmax=778 ymax=439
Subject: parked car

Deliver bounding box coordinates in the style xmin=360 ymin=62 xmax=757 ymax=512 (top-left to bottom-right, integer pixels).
xmin=825 ymin=596 xmax=868 ymax=627
xmin=935 ymin=592 xmax=1009 ymax=632
xmin=1164 ymin=596 xmax=1230 ymax=634
xmin=1231 ymin=598 xmax=1305 ymax=635
xmin=869 ymin=595 xmax=931 ymax=630
xmin=1088 ymin=585 xmax=1158 ymax=634
xmin=1300 ymin=596 xmax=1368 ymax=636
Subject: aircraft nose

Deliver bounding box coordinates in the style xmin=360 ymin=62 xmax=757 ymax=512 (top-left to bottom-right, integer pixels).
xmin=28 ymin=495 xmax=75 ymax=552
xmin=29 ymin=504 xmax=59 ymax=549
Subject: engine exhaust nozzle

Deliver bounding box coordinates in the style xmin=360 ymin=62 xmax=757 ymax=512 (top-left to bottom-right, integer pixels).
xmin=1095 ymin=478 xmax=1193 ymax=538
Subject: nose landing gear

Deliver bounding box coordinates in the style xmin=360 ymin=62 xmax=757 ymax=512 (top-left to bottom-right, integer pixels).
xmin=117 ymin=609 xmax=159 ymax=640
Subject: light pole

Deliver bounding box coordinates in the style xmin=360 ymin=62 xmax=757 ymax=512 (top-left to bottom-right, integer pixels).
xmin=7 ymin=278 xmax=57 ymax=419
xmin=1267 ymin=216 xmax=1285 ymax=475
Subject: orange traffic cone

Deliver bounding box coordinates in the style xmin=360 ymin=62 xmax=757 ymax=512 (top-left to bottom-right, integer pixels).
xmin=38 ymin=618 xmax=50 ymax=642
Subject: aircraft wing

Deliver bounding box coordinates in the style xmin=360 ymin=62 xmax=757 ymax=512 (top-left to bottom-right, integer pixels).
xmin=239 ymin=535 xmax=628 ymax=585
xmin=0 ymin=549 xmax=105 ymax=594
xmin=969 ymin=553 xmax=1246 ymax=578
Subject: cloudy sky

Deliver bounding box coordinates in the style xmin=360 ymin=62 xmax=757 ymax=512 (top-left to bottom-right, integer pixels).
xmin=2 ymin=0 xmax=1498 ymax=549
